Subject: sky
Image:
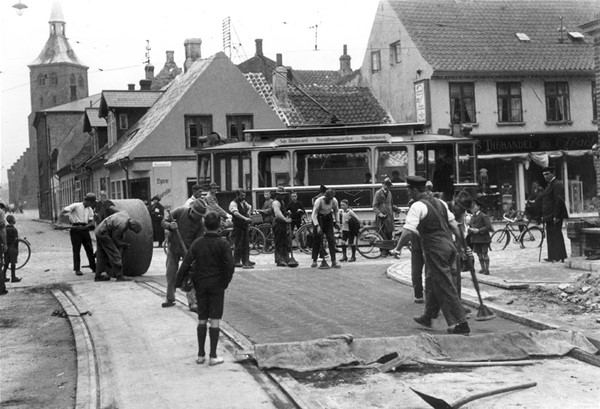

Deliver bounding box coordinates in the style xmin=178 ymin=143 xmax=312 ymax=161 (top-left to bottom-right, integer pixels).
xmin=0 ymin=0 xmax=380 ymax=187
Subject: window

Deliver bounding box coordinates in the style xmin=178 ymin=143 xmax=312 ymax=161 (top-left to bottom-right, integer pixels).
xmin=258 ymin=151 xmax=291 ymax=187
xmin=371 ymin=50 xmax=381 ymax=72
xmin=497 ymin=82 xmax=523 ymax=122
xmin=50 ymin=73 xmax=57 ymax=86
xmin=78 ymin=75 xmax=84 ymax=88
xmin=376 ymin=147 xmax=408 ymax=182
xmin=293 ymin=148 xmax=370 ymax=187
xmin=53 ymin=96 xmax=57 ymax=104
xmin=449 ymin=83 xmax=476 ymax=123
xmin=389 ymin=41 xmax=401 ymax=65
xmin=185 ymin=115 xmax=212 ymax=148
xmin=118 ymin=113 xmax=128 ymax=130
xmin=38 ymin=74 xmax=46 ymax=86
xmin=70 ymin=86 xmax=77 ymax=101
xmin=226 ymin=115 xmax=253 ymax=142
xmin=110 ymin=180 xmax=127 ymax=199
xmin=545 ymin=81 xmax=570 ymax=122
xmin=593 ymin=81 xmax=597 ymax=121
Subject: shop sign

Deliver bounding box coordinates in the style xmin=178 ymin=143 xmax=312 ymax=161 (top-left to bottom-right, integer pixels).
xmin=477 ymin=133 xmax=597 ymax=154
xmin=414 ymin=80 xmax=430 ymax=125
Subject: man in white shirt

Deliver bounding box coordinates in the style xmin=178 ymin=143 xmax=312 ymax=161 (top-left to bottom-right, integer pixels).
xmin=184 ymin=184 xmax=203 ymax=208
xmin=60 ymin=193 xmax=97 ymax=276
xmin=392 ymin=176 xmax=470 ymax=335
xmin=311 ymin=189 xmax=340 ymax=269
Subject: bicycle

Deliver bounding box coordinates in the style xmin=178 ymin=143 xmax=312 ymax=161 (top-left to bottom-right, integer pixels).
xmin=489 ymin=211 xmax=544 ymax=251
xmin=295 ymin=215 xmax=344 ymax=255
xmin=356 ymin=211 xmax=410 ymax=259
xmin=218 ymin=223 xmax=267 ymax=256
xmin=1 ymin=237 xmax=31 ymax=271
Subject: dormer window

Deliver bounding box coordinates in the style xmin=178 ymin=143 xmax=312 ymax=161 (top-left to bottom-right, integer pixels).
xmin=119 ymin=113 xmax=128 ymax=130
xmin=516 ymin=33 xmax=530 ymax=42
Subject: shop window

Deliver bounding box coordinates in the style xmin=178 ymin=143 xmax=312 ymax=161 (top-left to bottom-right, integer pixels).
xmin=545 ymin=81 xmax=570 ymax=122
xmin=226 ymin=115 xmax=252 ymax=142
xmin=449 ymin=83 xmax=476 ymax=123
xmin=371 ymin=50 xmax=381 ymax=72
xmin=185 ymin=115 xmax=212 ymax=148
xmin=389 ymin=41 xmax=401 ymax=65
xmin=497 ymin=82 xmax=522 ymax=122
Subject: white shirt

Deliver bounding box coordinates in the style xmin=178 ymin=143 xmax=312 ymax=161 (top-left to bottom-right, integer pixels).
xmin=63 ymin=202 xmax=94 ymax=224
xmin=403 ymin=200 xmax=455 ymax=234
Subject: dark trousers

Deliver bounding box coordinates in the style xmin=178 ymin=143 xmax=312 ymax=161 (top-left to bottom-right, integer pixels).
xmin=95 ymin=232 xmax=124 ymax=278
xmin=232 ymin=225 xmax=249 ymax=264
xmin=422 ymin=245 xmax=466 ymax=327
xmin=545 ymin=219 xmax=567 ymax=262
xmin=410 ymin=235 xmax=424 ymax=299
xmin=69 ymin=227 xmax=96 ymax=272
xmin=312 ymin=214 xmax=336 ymax=263
xmin=273 ymin=221 xmax=290 ymax=264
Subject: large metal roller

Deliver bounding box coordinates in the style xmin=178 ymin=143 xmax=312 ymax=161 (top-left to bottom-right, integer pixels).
xmin=112 ymin=199 xmax=153 ymax=276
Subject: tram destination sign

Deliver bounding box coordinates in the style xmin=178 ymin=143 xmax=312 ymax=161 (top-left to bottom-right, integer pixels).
xmin=274 ymin=134 xmax=391 ymax=146
xmin=477 ymin=132 xmax=597 ymax=154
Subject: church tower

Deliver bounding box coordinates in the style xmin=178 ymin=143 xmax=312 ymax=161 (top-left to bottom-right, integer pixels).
xmin=28 ymin=1 xmax=89 ymax=117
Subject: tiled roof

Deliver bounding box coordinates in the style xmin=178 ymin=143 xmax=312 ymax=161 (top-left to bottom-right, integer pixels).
xmin=42 ymin=93 xmax=102 ymax=112
xmin=105 ymin=54 xmax=217 ymax=165
xmin=84 ymin=108 xmax=106 ymax=128
xmin=101 ymin=91 xmax=162 ymax=109
xmin=244 ymin=73 xmax=391 ymax=126
xmin=389 ymin=0 xmax=595 ymax=74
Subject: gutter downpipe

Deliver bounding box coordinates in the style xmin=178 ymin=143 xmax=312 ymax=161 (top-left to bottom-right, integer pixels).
xmin=119 ymin=157 xmax=130 ymax=198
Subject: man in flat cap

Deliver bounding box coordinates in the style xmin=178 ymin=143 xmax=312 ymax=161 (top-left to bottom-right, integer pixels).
xmin=205 ymin=182 xmax=230 ymax=221
xmin=536 ymin=166 xmax=568 ymax=262
xmin=60 ymin=193 xmax=97 ymax=276
xmin=392 ymin=176 xmax=470 ymax=335
xmin=373 ymin=177 xmax=400 ymax=256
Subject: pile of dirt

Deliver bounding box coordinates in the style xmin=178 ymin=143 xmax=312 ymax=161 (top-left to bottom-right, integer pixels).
xmin=506 ymin=273 xmax=600 ymax=315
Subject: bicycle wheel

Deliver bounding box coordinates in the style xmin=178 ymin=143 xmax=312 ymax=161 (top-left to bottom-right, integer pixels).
xmin=356 ymin=229 xmax=384 ymax=259
xmin=257 ymin=223 xmax=274 ymax=254
xmin=295 ymin=223 xmax=314 ymax=254
xmin=489 ymin=229 xmax=509 ymax=251
xmin=248 ymin=226 xmax=266 ymax=255
xmin=15 ymin=239 xmax=31 ymax=270
xmin=520 ymin=226 xmax=544 ymax=249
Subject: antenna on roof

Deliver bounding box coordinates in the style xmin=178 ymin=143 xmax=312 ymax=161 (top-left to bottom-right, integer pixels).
xmin=144 ymin=40 xmax=151 ymax=65
xmin=558 ymin=16 xmax=566 ymax=43
xmin=309 ymin=24 xmax=319 ymax=51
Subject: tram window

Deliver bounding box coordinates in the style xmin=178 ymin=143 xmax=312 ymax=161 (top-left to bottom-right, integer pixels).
xmin=457 ymin=144 xmax=476 ymax=184
xmin=198 ymin=154 xmax=211 ymax=186
xmin=376 ymin=147 xmax=408 ymax=183
xmin=294 ymin=148 xmax=370 ymax=186
xmin=215 ymin=152 xmax=251 ymax=192
xmin=258 ymin=151 xmax=290 ymax=187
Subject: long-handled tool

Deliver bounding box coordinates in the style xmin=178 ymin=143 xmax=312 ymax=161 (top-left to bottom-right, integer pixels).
xmin=411 ymin=382 xmax=537 ymax=409
xmin=538 ymin=221 xmax=546 ymax=262
xmin=286 ymin=211 xmax=299 ymax=267
xmin=457 ymin=225 xmax=496 ymax=321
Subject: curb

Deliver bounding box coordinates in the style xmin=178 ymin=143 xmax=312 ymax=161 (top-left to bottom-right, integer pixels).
xmin=386 ymin=263 xmax=600 ymax=350
xmin=52 ymin=289 xmax=98 ymax=409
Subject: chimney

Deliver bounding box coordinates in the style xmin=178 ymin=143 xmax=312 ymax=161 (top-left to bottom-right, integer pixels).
xmin=255 ymin=39 xmax=263 ymax=56
xmin=339 ymin=45 xmax=352 ymax=76
xmin=273 ymin=53 xmax=289 ymax=108
xmin=139 ymin=79 xmax=152 ymax=91
xmin=127 ymin=83 xmax=135 ymax=91
xmin=145 ymin=64 xmax=154 ymax=80
xmin=184 ymin=38 xmax=202 ymax=73
xmin=166 ymin=50 xmax=175 ymax=63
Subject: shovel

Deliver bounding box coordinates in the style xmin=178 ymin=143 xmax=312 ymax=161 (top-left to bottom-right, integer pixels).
xmin=411 ymin=382 xmax=537 ymax=409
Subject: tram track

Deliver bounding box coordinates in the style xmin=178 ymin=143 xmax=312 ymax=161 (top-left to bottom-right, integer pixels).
xmin=50 ymin=278 xmax=321 ymax=409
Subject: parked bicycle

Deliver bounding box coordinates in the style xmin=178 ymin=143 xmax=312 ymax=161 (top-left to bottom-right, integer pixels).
xmin=489 ymin=211 xmax=544 ymax=251
xmin=356 ymin=214 xmax=410 ymax=259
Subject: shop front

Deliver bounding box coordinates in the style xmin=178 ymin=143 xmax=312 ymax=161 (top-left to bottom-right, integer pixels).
xmin=474 ymin=132 xmax=597 ymax=220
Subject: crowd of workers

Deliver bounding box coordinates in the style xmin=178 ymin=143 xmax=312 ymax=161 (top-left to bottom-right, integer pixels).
xmin=0 ymin=165 xmax=567 ymax=363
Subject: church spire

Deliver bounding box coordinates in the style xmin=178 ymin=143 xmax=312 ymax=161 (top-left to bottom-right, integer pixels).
xmin=29 ymin=1 xmax=86 ymax=67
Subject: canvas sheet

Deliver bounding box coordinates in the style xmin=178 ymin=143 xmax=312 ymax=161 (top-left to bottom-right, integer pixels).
xmin=253 ymin=330 xmax=598 ymax=372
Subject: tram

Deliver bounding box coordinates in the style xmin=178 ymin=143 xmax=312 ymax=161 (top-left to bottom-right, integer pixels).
xmin=195 ymin=123 xmax=478 ymax=218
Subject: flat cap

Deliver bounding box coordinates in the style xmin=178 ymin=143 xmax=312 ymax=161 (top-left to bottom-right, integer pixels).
xmin=383 ymin=177 xmax=393 ymax=187
xmin=84 ymin=192 xmax=96 ymax=202
xmin=406 ymin=176 xmax=427 ymax=187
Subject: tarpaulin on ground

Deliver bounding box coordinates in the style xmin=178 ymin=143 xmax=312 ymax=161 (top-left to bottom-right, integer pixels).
xmin=253 ymin=330 xmax=598 ymax=372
